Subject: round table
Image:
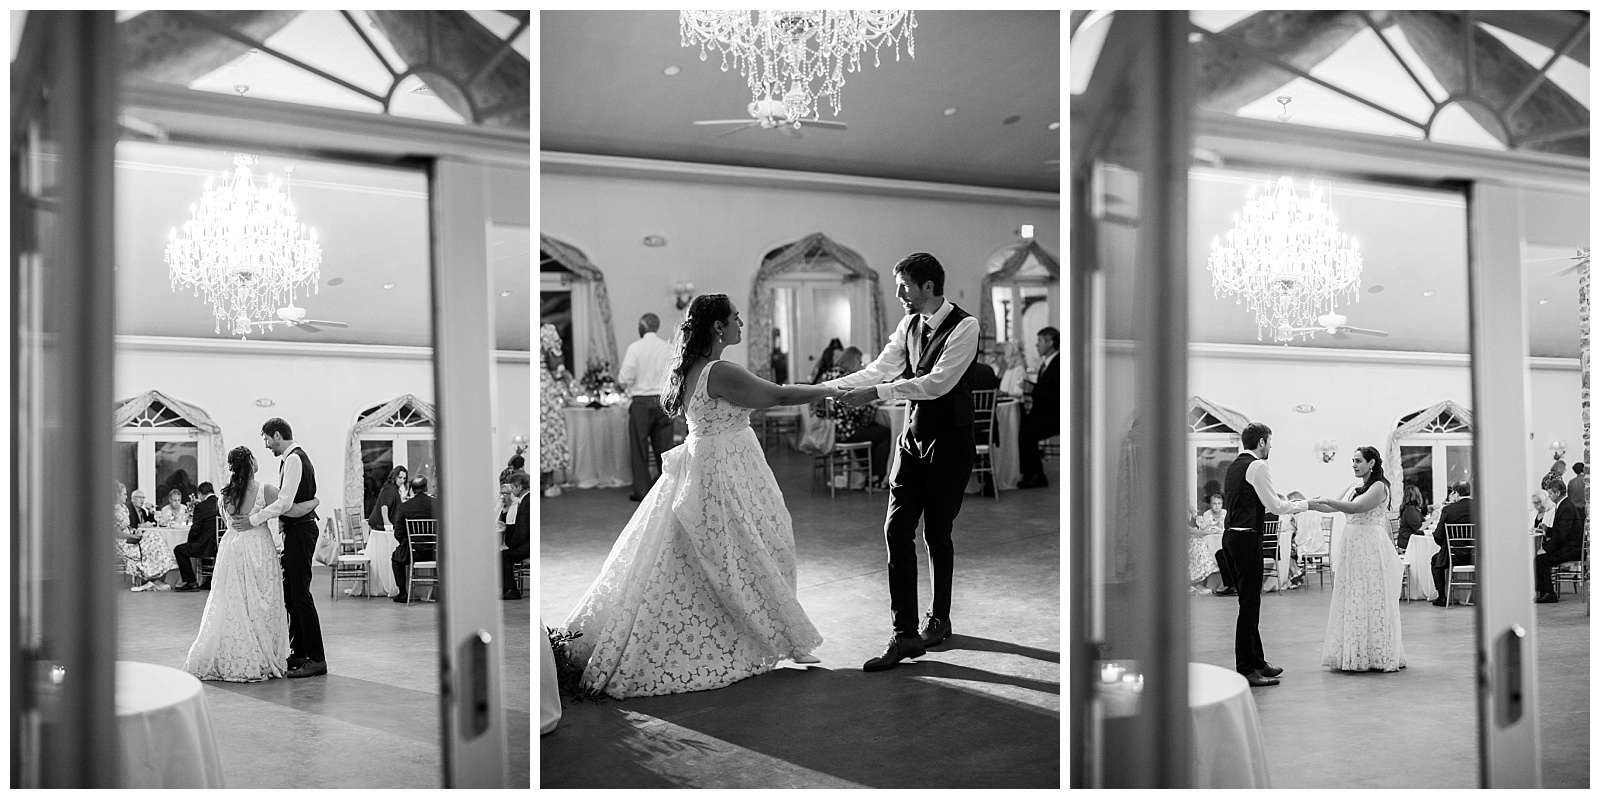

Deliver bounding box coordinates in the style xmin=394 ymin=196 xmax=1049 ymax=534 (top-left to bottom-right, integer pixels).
xmin=1095 ymin=660 xmax=1270 ymax=787
xmin=1401 ymin=534 xmax=1440 ymax=600
xmin=560 ymin=401 xmax=632 ymax=488
xmin=1200 ymin=531 xmax=1295 ymax=591
xmin=359 ymin=528 xmax=400 ymax=597
xmin=116 ymin=660 xmax=226 ymax=788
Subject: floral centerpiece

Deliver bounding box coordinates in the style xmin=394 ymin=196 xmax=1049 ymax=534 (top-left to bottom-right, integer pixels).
xmin=577 ymin=358 xmax=616 ymax=407
xmin=546 ymin=626 xmax=601 ymax=701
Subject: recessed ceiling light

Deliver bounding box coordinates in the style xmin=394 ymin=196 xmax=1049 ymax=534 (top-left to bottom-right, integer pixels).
xmin=1048 ymin=121 xmax=1060 ymax=131
xmin=1367 ymin=285 xmax=1384 ymax=294
xmin=1294 ymin=404 xmax=1315 ymax=413
xmin=326 ymin=277 xmax=344 ymax=286
xmin=1002 ymin=114 xmax=1022 ymax=125
xmin=500 ymin=290 xmax=513 ymax=297
xmin=943 ymin=107 xmax=957 ymax=116
xmin=663 ymin=65 xmax=681 ymax=76
xmin=1421 ymin=289 xmax=1435 ymax=297
xmin=1539 ymin=298 xmax=1551 ymax=304
xmin=382 ymin=282 xmax=396 ymax=290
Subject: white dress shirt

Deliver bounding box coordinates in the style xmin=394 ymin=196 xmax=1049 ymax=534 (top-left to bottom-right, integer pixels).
xmin=619 ymin=332 xmax=671 ymax=397
xmin=249 ymin=444 xmax=304 ymax=528
xmin=821 ymin=298 xmax=980 ymax=401
xmin=1240 ymin=458 xmax=1310 ymax=519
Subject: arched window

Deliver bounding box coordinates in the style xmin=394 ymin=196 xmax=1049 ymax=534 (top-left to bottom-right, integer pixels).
xmin=1388 ymin=400 xmax=1474 ymax=508
xmin=345 ymin=395 xmax=438 ymax=517
xmin=979 ymin=238 xmax=1060 ymax=371
xmin=1187 ymin=397 xmax=1251 ymax=510
xmin=113 ymin=391 xmax=224 ymax=504
xmin=539 ymin=234 xmax=619 ymax=380
xmin=749 ymin=232 xmax=888 ymax=383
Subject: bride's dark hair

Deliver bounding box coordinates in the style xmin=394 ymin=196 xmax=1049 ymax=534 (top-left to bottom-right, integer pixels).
xmin=222 ymin=446 xmax=257 ymax=515
xmin=1355 ymin=445 xmax=1392 ymax=509
xmin=661 ymin=294 xmax=733 ymax=418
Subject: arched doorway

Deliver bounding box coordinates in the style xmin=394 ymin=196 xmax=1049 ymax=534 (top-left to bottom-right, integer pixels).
xmin=540 ymin=234 xmax=619 ymax=376
xmin=1186 ymin=396 xmax=1250 ymax=510
xmin=346 ymin=394 xmax=438 ymax=518
xmin=979 ymin=238 xmax=1060 ymax=368
xmin=113 ymin=390 xmax=225 ymax=503
xmin=748 ymin=232 xmax=888 ymax=382
xmin=1387 ymin=400 xmax=1474 ymax=509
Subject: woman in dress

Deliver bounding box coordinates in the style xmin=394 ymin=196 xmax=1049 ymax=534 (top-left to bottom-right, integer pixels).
xmin=998 ymin=341 xmax=1029 ymax=398
xmin=1311 ymin=446 xmax=1406 ymax=673
xmin=539 ymin=323 xmax=574 ymax=498
xmin=114 ymin=480 xmax=178 ymax=592
xmin=1185 ymin=506 xmax=1216 ymax=594
xmin=1396 ymin=484 xmax=1426 ymax=550
xmin=562 ymin=294 xmax=840 ymax=698
xmin=367 ymin=465 xmax=408 ymax=536
xmin=809 ymin=337 xmax=844 ymax=385
xmin=184 ymin=446 xmax=290 ymax=682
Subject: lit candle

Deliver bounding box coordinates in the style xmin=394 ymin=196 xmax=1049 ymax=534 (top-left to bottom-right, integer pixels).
xmin=1101 ymin=664 xmax=1118 ymax=683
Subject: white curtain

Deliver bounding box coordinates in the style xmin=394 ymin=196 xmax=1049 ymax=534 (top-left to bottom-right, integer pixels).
xmin=113 ymin=390 xmax=228 ymax=488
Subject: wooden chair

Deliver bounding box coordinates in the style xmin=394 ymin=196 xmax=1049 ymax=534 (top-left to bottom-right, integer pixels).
xmin=1262 ymin=520 xmax=1281 ymax=593
xmin=197 ymin=516 xmax=225 ymax=586
xmin=813 ymin=439 xmax=874 ymax=498
xmin=405 ymin=518 xmax=440 ymax=603
xmin=330 ymin=512 xmax=373 ymax=601
xmin=513 ymin=559 xmax=531 ymax=594
xmin=1443 ymin=523 xmax=1476 ymax=607
xmin=761 ymin=407 xmax=801 ymax=450
xmin=970 ymin=389 xmax=1000 ymax=502
xmin=1297 ymin=516 xmax=1333 ymax=589
xmin=1040 ymin=434 xmax=1061 ymax=464
xmin=1554 ymin=531 xmax=1589 ymax=597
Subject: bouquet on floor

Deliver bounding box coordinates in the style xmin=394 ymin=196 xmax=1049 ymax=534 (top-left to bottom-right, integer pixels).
xmin=546 ymin=627 xmax=601 ymax=702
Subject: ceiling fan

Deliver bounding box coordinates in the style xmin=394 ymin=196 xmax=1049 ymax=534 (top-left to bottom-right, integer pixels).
xmin=248 ymin=303 xmax=350 ymax=334
xmin=693 ymin=83 xmax=849 ymax=138
xmin=1524 ymin=246 xmax=1590 ymax=277
xmin=1282 ymin=312 xmax=1389 ymax=340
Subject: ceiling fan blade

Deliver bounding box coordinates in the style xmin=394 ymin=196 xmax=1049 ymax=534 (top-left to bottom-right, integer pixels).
xmin=800 ymin=120 xmax=848 ymax=130
xmin=1340 ymin=326 xmax=1389 ymax=337
xmin=1550 ymin=262 xmax=1585 ymax=277
xmin=302 ymin=319 xmax=349 ymax=328
xmin=712 ymin=123 xmax=756 ymax=139
xmin=1523 ymin=255 xmax=1584 ymax=264
xmin=692 ymin=120 xmax=757 ymax=126
xmin=292 ymin=323 xmax=322 ymax=333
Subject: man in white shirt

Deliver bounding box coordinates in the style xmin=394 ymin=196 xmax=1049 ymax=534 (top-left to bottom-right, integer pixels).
xmin=827 ymin=253 xmax=981 ymax=672
xmin=619 ymin=312 xmax=674 ymax=501
xmin=1221 ymin=422 xmax=1308 ymax=687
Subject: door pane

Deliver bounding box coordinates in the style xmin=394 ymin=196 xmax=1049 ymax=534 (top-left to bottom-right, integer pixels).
xmin=153 ymin=441 xmax=199 ymax=504
xmin=1445 ymin=445 xmax=1472 ymax=491
xmin=1401 ymin=445 xmax=1435 ymax=508
xmin=1195 ymin=446 xmax=1236 ymax=510
xmin=408 ymin=438 xmax=438 ymax=492
xmin=113 ymin=441 xmax=140 ymax=496
xmin=813 ymin=286 xmax=852 ymax=354
xmin=361 ymin=440 xmax=396 ymax=517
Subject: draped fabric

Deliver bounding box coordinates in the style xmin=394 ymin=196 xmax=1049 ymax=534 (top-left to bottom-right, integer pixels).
xmin=113 ymin=390 xmax=227 ymax=488
xmin=1384 ymin=400 xmax=1473 ymax=491
xmin=343 ymin=395 xmax=437 ymax=515
xmin=747 ymin=232 xmax=887 ymax=382
xmin=540 ymin=234 xmax=620 ymax=372
xmin=978 ymin=239 xmax=1060 ymax=355
xmin=1190 ymin=396 xmax=1250 ymax=435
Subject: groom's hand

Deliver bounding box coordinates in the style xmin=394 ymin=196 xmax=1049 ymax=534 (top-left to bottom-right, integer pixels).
xmin=229 ymin=514 xmax=249 ymax=530
xmin=838 ymin=387 xmax=877 ymax=408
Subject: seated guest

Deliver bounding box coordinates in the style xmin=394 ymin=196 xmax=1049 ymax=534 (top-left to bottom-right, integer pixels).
xmin=1396 ymin=484 xmax=1426 ymax=550
xmin=129 ymin=489 xmax=158 ymax=528
xmin=173 ymin=483 xmax=220 ymax=592
xmin=814 ymin=346 xmax=893 ymax=486
xmin=367 ymin=465 xmax=409 ymax=535
xmin=500 ymin=472 xmax=532 ymax=600
xmin=967 ymin=349 xmax=1001 ymax=391
xmin=1531 ymin=489 xmax=1553 ymax=534
xmin=114 ymin=480 xmax=177 ymax=592
xmin=998 ymin=342 xmax=1029 ymax=399
xmin=1197 ymin=493 xmax=1226 ymax=533
xmin=1017 ymin=327 xmax=1060 ymax=488
xmin=810 ymin=338 xmax=844 ymax=385
xmin=1535 ymin=481 xmax=1585 ymax=603
xmin=157 ymin=488 xmax=189 ymax=527
xmin=391 ymin=476 xmax=437 ymax=603
xmin=1430 ymin=481 xmax=1474 ymax=607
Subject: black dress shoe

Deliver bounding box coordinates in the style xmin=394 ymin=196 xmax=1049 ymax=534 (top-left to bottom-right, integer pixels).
xmin=502 ymin=589 xmax=522 ymax=600
xmin=392 ymin=594 xmax=409 ymax=603
xmin=919 ymin=614 xmax=952 ymax=648
xmin=1431 ymin=599 xmax=1447 ymax=607
xmin=1215 ymin=587 xmax=1238 ymax=596
xmin=199 ymin=581 xmax=212 ymax=590
xmin=1243 ymin=670 xmax=1280 ymax=687
xmin=286 ymin=660 xmax=327 ymax=678
xmin=862 ymin=635 xmax=926 ymax=672
xmin=174 ymin=583 xmax=199 ymax=592
xmin=628 ymin=494 xmax=644 ymax=502
xmin=288 ymin=655 xmax=307 ymax=669
xmin=1258 ymin=662 xmax=1283 ymax=678
xmin=1535 ymin=593 xmax=1560 ymax=604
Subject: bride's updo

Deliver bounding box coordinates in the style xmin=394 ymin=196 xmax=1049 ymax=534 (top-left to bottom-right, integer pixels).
xmin=1356 ymin=445 xmax=1392 ymax=509
xmin=222 ymin=446 xmax=257 ymax=515
xmin=661 ymin=294 xmax=733 ymax=419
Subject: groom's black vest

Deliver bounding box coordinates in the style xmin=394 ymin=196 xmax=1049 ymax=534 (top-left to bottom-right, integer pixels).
xmin=284 ymin=446 xmax=318 ymax=521
xmin=902 ymin=303 xmax=979 ymax=440
xmin=1223 ymin=452 xmax=1266 ymax=534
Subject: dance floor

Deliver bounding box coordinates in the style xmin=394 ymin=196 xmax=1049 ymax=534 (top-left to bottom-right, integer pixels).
xmin=1189 ymin=582 xmax=1589 ymax=788
xmin=115 ymin=566 xmax=531 ymax=788
xmin=539 ymin=447 xmax=1061 ymax=788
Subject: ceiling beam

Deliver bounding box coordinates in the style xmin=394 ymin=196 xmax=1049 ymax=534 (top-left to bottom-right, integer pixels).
xmin=120 ymin=10 xmax=303 ymax=84
xmin=368 ymin=11 xmax=530 ymax=130
xmin=1395 ymin=11 xmax=1588 ymax=158
xmin=1194 ymin=11 xmax=1390 ymax=112
xmin=1474 ymin=10 xmax=1589 ymax=67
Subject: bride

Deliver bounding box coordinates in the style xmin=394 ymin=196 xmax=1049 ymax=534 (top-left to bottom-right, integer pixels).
xmin=1310 ymin=446 xmax=1406 ymax=673
xmin=184 ymin=446 xmax=294 ymax=681
xmin=562 ymin=294 xmax=841 ymax=698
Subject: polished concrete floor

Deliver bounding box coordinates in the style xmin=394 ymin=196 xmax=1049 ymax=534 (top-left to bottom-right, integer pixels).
xmin=539 ymin=447 xmax=1061 ymax=788
xmin=115 ymin=565 xmax=531 ymax=788
xmin=1189 ymin=581 xmax=1590 ymax=788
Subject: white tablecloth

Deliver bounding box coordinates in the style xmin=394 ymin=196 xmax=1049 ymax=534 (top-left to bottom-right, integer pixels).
xmin=561 ymin=402 xmax=632 ymax=489
xmin=1189 ymin=662 xmax=1271 ymax=788
xmin=1200 ymin=531 xmax=1295 ymax=591
xmin=1401 ymin=534 xmax=1440 ymax=601
xmin=116 ymin=660 xmax=225 ymax=788
xmin=359 ymin=529 xmax=400 ymax=597
xmin=875 ymin=400 xmax=1023 ymax=492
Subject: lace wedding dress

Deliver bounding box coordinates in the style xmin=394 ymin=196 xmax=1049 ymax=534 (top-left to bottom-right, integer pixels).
xmin=1321 ymin=487 xmax=1406 ymax=672
xmin=563 ymin=360 xmax=823 ymax=698
xmin=184 ymin=482 xmax=290 ymax=682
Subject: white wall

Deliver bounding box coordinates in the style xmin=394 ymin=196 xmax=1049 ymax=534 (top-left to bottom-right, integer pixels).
xmin=114 ymin=339 xmax=531 ymax=500
xmin=540 ymin=168 xmax=1060 ymax=371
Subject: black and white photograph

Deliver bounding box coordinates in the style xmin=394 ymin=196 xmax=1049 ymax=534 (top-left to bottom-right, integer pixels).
xmin=1070 ymin=10 xmax=1589 ymax=789
xmin=12 ymin=11 xmax=531 ymax=788
xmin=538 ymin=10 xmax=1061 ymax=789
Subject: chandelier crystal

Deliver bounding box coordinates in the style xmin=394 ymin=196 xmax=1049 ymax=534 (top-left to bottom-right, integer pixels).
xmin=165 ymin=154 xmax=322 ymax=337
xmin=1207 ymin=177 xmax=1363 ymax=343
xmin=679 ymin=10 xmax=916 ymax=126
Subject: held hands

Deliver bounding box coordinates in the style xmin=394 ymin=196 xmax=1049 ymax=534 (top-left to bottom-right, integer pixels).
xmin=229 ymin=514 xmax=250 ymax=531
xmin=837 ymin=386 xmax=877 ymax=408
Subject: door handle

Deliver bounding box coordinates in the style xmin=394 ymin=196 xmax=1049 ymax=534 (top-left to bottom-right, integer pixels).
xmin=1493 ymin=623 xmax=1525 ymax=728
xmin=456 ymin=629 xmax=492 ymax=740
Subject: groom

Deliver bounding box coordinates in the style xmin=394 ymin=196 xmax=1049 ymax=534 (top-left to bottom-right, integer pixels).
xmin=1222 ymin=422 xmax=1307 ymax=687
xmin=826 ymin=253 xmax=981 ymax=672
xmin=240 ymin=417 xmax=328 ymax=678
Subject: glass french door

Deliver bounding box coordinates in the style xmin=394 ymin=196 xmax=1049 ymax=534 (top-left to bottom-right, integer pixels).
xmin=361 ymin=432 xmax=438 ymax=515
xmin=114 ymin=432 xmax=207 ymax=503
xmin=1400 ymin=438 xmax=1474 ymax=510
xmin=770 ymin=274 xmax=867 ymax=382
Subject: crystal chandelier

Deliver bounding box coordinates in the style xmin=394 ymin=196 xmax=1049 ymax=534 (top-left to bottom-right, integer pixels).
xmin=1208 ymin=177 xmax=1363 ymax=343
xmin=165 ymin=154 xmax=322 ymax=337
xmin=679 ymin=10 xmax=916 ymax=127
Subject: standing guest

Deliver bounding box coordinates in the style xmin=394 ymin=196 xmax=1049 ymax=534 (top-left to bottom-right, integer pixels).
xmin=619 ymin=312 xmax=674 ymax=502
xmin=158 ymin=488 xmax=190 ymax=527
xmin=810 ymin=338 xmax=845 ymax=385
xmin=499 ymin=472 xmax=532 ymax=600
xmin=1428 ymin=481 xmax=1474 ymax=607
xmin=499 ymin=454 xmax=525 ymax=486
xmin=367 ymin=465 xmax=408 ymax=536
xmin=814 ymin=346 xmax=894 ymax=486
xmin=1535 ymin=481 xmax=1585 ymax=603
xmin=539 ymin=324 xmax=574 ymax=498
xmin=1222 ymin=422 xmax=1309 ymax=686
xmin=1017 ymin=327 xmax=1060 ymax=489
xmin=1396 ymin=484 xmax=1426 ymax=550
xmin=998 ymin=342 xmax=1029 ymax=399
xmin=1568 ymin=462 xmax=1587 ymax=509
xmin=129 ymin=489 xmax=158 ymax=528
xmin=390 ymin=475 xmax=437 ymax=603
xmin=174 ymin=482 xmax=220 ymax=592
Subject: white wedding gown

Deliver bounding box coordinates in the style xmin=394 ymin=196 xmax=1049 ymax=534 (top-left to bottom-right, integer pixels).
xmin=184 ymin=482 xmax=290 ymax=682
xmin=563 ymin=360 xmax=823 ymax=698
xmin=1321 ymin=493 xmax=1406 ymax=672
